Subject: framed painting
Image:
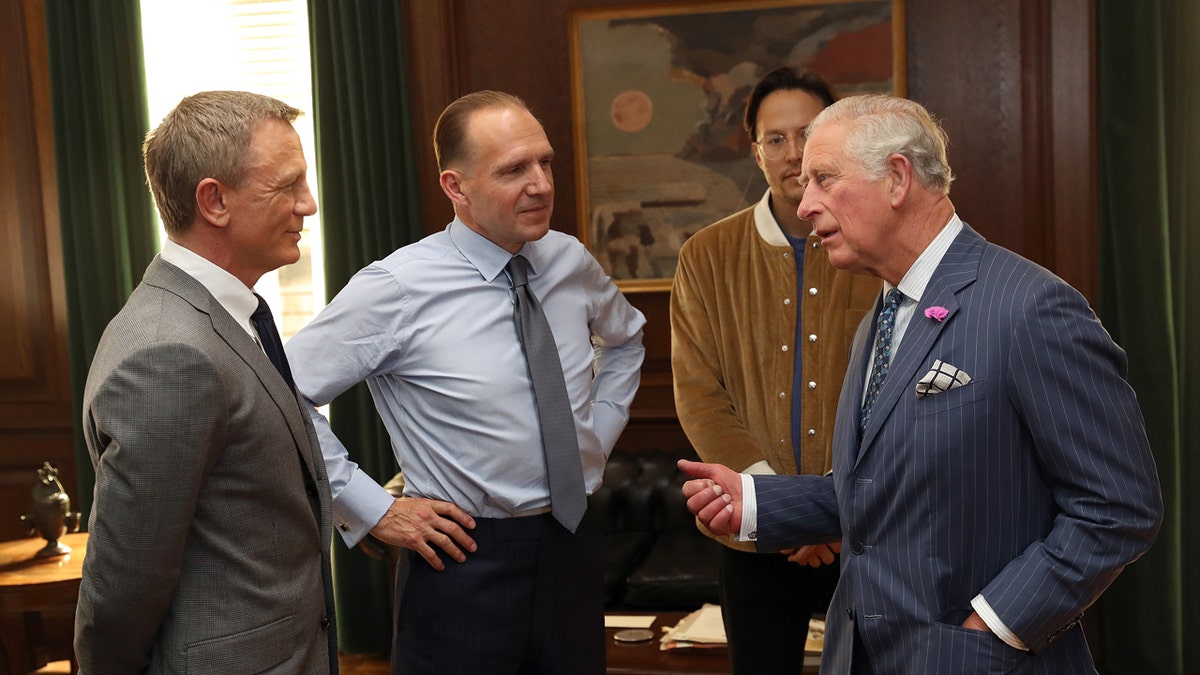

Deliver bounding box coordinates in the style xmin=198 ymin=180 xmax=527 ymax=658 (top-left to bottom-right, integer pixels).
xmin=568 ymin=0 xmax=905 ymax=291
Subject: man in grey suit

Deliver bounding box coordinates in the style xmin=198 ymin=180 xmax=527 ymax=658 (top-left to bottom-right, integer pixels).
xmin=681 ymin=94 xmax=1162 ymax=674
xmin=75 ymin=91 xmax=338 ymax=674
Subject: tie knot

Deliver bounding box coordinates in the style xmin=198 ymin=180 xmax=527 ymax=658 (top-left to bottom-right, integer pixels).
xmin=252 ymin=293 xmax=274 ymax=323
xmin=506 ymin=255 xmax=530 ymax=289
xmin=884 ymin=288 xmax=904 ymax=311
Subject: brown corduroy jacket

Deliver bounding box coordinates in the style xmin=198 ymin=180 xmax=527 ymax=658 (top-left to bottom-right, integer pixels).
xmin=671 ymin=193 xmax=880 ymax=549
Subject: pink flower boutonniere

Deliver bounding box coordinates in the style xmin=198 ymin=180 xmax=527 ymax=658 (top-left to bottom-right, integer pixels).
xmin=924 ymin=306 xmax=949 ymax=322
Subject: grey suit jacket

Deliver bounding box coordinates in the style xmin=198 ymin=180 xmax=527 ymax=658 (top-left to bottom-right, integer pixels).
xmin=753 ymin=225 xmax=1162 ymax=674
xmin=75 ymin=257 xmax=338 ymax=674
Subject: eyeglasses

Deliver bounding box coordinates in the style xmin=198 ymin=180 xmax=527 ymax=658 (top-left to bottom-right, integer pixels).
xmin=754 ymin=133 xmax=805 ymax=161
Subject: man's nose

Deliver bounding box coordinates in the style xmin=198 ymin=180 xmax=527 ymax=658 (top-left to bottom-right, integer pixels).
xmin=797 ymin=182 xmax=816 ymax=220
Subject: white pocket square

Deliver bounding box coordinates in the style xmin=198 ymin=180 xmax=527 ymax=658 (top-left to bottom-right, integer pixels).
xmin=915 ymin=359 xmax=972 ymax=398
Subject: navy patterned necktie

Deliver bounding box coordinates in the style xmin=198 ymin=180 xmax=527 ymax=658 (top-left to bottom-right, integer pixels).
xmin=251 ymin=294 xmax=295 ymax=390
xmin=506 ymin=255 xmax=587 ymax=532
xmin=860 ymin=289 xmax=904 ymax=435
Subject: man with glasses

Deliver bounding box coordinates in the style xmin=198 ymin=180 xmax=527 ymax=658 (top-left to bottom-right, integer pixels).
xmin=670 ymin=67 xmax=879 ymax=674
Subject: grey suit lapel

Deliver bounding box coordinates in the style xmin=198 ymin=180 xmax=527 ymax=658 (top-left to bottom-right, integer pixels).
xmin=856 ymin=226 xmax=984 ymax=463
xmin=142 ymin=257 xmax=322 ymax=479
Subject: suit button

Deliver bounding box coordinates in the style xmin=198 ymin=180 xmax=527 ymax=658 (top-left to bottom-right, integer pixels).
xmin=846 ymin=607 xmax=855 ymax=619
xmin=851 ymin=543 xmax=865 ymax=554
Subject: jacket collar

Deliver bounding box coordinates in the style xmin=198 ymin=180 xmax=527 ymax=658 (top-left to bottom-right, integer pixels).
xmin=855 ymin=224 xmax=985 ymax=462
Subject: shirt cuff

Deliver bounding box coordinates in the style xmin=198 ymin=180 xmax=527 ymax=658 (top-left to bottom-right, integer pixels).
xmin=332 ymin=469 xmax=395 ymax=547
xmin=971 ymin=594 xmax=1029 ymax=651
xmin=736 ymin=473 xmax=758 ymax=542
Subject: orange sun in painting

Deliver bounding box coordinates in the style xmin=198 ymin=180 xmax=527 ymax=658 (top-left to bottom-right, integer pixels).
xmin=611 ymin=90 xmax=653 ymax=132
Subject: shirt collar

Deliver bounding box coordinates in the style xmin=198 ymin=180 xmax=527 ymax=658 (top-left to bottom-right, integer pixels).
xmin=448 ymin=218 xmax=546 ymax=284
xmin=160 ymin=238 xmax=260 ymax=335
xmin=753 ymin=189 xmax=791 ymax=247
xmin=887 ymin=213 xmax=964 ymax=303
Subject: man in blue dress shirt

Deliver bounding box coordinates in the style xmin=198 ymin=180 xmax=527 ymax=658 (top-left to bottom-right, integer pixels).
xmin=287 ymin=90 xmax=645 ymax=674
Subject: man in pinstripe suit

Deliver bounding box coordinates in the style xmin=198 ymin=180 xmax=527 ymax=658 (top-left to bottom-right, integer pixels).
xmin=681 ymin=94 xmax=1162 ymax=674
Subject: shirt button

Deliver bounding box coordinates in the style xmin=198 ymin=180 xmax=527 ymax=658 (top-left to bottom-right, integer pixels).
xmin=784 ymin=298 xmax=791 ymax=305
xmin=807 ymin=429 xmax=816 ymax=437
xmin=809 ymin=334 xmax=817 ymax=343
xmin=778 ymin=391 xmax=787 ymax=399
xmin=784 ymin=252 xmax=790 ymax=259
xmin=779 ymin=438 xmax=787 ymax=444
xmin=321 ymin=615 xmax=331 ymax=628
xmin=809 ymin=287 xmax=818 ymax=296
xmin=808 ymin=381 xmax=817 ymax=389
xmin=813 ymin=241 xmax=821 ymax=249
xmin=781 ymin=345 xmax=788 ymax=352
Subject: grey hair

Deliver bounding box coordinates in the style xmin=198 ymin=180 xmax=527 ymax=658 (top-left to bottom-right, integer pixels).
xmin=807 ymin=94 xmax=954 ymax=195
xmin=143 ymin=90 xmax=301 ymax=236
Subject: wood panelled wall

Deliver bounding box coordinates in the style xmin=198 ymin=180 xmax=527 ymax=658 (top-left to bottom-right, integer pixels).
xmin=0 ymin=0 xmax=1096 ymax=527
xmin=402 ymin=0 xmax=1097 ymax=450
xmin=0 ymin=0 xmax=74 ymax=541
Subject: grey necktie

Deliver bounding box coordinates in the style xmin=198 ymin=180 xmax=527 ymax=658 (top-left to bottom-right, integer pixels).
xmin=860 ymin=288 xmax=904 ymax=435
xmin=506 ymin=255 xmax=587 ymax=532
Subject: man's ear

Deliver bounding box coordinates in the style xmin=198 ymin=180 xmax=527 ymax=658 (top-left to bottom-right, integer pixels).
xmin=885 ymin=153 xmax=912 ymax=208
xmin=439 ymin=169 xmax=468 ymax=208
xmin=195 ymin=177 xmax=230 ymax=227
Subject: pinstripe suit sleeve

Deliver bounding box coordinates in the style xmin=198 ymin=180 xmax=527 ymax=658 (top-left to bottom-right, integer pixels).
xmin=978 ymin=276 xmax=1163 ymax=651
xmin=752 ymin=473 xmax=842 ymax=550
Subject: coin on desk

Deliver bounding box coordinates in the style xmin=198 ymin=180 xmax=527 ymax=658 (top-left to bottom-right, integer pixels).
xmin=613 ymin=628 xmax=656 ymax=643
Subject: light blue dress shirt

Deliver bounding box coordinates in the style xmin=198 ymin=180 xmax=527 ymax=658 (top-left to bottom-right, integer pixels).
xmin=286 ymin=219 xmax=646 ymax=546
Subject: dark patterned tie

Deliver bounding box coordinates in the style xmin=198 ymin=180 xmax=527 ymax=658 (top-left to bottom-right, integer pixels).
xmin=506 ymin=255 xmax=587 ymax=532
xmin=251 ymin=294 xmax=295 ymax=390
xmin=251 ymin=294 xmax=317 ymax=509
xmin=860 ymin=289 xmax=904 ymax=435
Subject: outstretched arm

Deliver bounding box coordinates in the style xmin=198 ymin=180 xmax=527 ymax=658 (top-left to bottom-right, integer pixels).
xmin=678 ymin=459 xmax=744 ymax=536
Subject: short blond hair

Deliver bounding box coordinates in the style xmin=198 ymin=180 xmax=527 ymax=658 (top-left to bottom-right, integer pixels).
xmin=143 ymin=91 xmax=300 ymax=235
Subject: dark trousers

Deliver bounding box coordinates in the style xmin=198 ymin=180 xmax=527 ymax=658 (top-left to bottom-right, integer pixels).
xmin=719 ymin=545 xmax=839 ymax=675
xmin=391 ymin=511 xmax=604 ymax=675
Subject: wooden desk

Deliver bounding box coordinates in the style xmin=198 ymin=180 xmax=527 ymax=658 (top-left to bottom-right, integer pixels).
xmin=0 ymin=533 xmax=87 ymax=675
xmin=606 ymin=613 xmax=729 ymax=675
xmin=605 ymin=612 xmax=821 ymax=675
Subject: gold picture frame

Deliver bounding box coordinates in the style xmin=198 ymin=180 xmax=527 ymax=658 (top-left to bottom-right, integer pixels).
xmin=569 ymin=0 xmax=905 ymax=291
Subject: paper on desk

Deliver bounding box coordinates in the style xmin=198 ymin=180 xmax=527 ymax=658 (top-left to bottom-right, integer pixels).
xmin=604 ymin=615 xmax=657 ymax=629
xmin=662 ymin=603 xmax=727 ymax=645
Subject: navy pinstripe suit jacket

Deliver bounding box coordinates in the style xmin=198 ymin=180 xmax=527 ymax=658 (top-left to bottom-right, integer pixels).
xmin=753 ymin=224 xmax=1162 ymax=674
